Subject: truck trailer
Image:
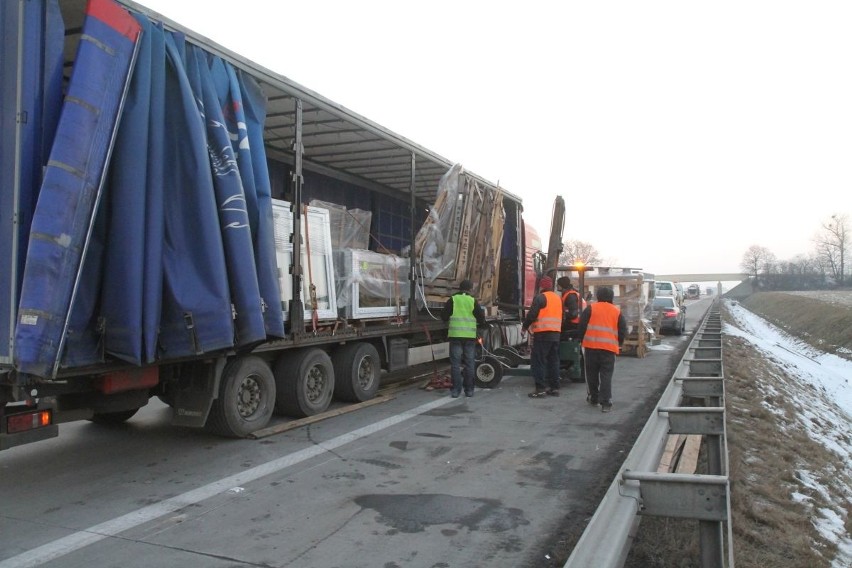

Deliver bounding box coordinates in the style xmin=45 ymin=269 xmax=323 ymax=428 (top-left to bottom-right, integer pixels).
xmin=0 ymin=0 xmax=553 ymax=450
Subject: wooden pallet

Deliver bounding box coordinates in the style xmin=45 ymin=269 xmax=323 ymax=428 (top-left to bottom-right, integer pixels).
xmin=621 ymin=320 xmax=654 ymax=358
xmin=657 ymin=434 xmax=702 ymax=474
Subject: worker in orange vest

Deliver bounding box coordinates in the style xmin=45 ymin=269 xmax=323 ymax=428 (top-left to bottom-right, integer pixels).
xmin=557 ymin=276 xmax=585 ymax=340
xmin=522 ymin=276 xmax=562 ymax=398
xmin=578 ymin=286 xmax=626 ymax=413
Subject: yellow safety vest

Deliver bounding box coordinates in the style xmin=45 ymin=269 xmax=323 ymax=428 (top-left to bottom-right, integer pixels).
xmin=448 ymin=294 xmax=477 ymax=339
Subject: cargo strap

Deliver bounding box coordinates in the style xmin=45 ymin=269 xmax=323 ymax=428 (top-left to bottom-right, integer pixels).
xmin=303 ymin=204 xmax=319 ymax=333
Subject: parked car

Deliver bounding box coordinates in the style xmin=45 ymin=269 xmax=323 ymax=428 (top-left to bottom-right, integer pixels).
xmin=651 ymin=296 xmax=686 ymax=334
xmin=654 ymin=280 xmax=684 ymax=305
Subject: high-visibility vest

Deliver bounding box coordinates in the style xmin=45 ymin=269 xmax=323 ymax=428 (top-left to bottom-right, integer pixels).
xmin=582 ymin=302 xmax=621 ymax=354
xmin=448 ymin=294 xmax=477 ymax=339
xmin=530 ymin=291 xmax=562 ymax=333
xmin=561 ymin=289 xmax=585 ymax=324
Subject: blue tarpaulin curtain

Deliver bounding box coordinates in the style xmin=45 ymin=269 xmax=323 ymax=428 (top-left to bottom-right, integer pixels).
xmin=212 ymin=59 xmax=285 ymax=337
xmin=185 ymin=44 xmax=266 ymax=347
xmin=14 ymin=0 xmax=142 ymax=377
xmin=157 ymin=31 xmax=235 ymax=358
xmin=15 ymin=0 xmax=286 ymax=376
xmin=64 ymin=13 xmax=156 ymax=367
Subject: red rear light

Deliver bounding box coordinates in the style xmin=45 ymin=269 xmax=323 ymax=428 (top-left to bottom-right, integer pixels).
xmin=6 ymin=409 xmax=53 ymax=434
xmin=664 ymin=309 xmax=677 ymax=318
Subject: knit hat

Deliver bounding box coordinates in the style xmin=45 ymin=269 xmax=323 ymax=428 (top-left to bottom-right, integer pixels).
xmin=556 ymin=276 xmax=572 ymax=289
xmin=539 ymin=276 xmax=553 ymax=290
xmin=459 ymin=279 xmax=473 ymax=291
xmin=596 ymin=286 xmax=614 ymax=302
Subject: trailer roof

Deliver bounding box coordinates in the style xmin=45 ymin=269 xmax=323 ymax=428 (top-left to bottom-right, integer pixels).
xmin=59 ymin=0 xmax=522 ymax=207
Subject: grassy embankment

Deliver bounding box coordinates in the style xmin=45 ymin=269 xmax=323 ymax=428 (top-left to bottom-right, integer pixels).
xmin=625 ymin=291 xmax=852 ymax=568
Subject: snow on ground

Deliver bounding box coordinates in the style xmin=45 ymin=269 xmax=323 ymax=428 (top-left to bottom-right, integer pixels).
xmin=724 ymin=300 xmax=852 ymax=567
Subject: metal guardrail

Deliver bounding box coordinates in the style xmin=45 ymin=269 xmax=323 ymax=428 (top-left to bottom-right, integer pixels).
xmin=564 ymin=301 xmax=735 ymax=568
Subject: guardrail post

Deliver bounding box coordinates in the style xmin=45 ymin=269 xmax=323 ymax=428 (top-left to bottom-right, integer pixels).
xmin=564 ymin=304 xmax=733 ymax=568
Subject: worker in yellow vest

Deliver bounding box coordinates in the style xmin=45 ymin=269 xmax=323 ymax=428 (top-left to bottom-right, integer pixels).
xmin=442 ymin=280 xmax=486 ymax=398
xmin=579 ymin=286 xmax=626 ymax=412
xmin=522 ymin=276 xmax=562 ymax=398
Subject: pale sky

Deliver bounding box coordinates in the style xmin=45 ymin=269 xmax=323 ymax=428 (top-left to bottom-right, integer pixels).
xmin=134 ymin=0 xmax=851 ymax=275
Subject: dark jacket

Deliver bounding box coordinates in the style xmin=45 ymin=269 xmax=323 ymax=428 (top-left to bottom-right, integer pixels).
xmin=442 ymin=292 xmax=486 ymax=336
xmin=578 ymin=301 xmax=627 ymax=348
xmin=560 ymin=286 xmax=581 ymax=324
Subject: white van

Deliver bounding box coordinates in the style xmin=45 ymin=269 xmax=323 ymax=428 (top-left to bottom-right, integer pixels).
xmin=655 ymin=281 xmax=684 ymax=305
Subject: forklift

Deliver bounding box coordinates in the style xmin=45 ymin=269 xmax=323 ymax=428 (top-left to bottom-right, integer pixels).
xmin=473 ymin=197 xmax=587 ymax=387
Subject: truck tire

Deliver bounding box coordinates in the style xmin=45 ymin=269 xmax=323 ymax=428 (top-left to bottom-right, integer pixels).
xmin=206 ymin=356 xmax=275 ymax=438
xmin=474 ymin=356 xmax=504 ymax=388
xmin=274 ymin=348 xmax=335 ymax=418
xmin=332 ymin=343 xmax=380 ymax=403
xmin=89 ymin=408 xmax=139 ymax=424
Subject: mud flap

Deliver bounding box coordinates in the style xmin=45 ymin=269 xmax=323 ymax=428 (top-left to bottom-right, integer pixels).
xmin=171 ymin=358 xmax=226 ymax=428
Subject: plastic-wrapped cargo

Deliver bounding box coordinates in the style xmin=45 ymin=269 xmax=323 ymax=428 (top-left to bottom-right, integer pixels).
xmin=413 ymin=163 xmax=463 ymax=283
xmin=309 ymin=199 xmax=372 ymax=250
xmin=334 ymin=249 xmax=409 ymax=319
xmin=271 ymin=199 xmax=338 ymax=322
xmin=412 ymin=163 xmax=505 ymax=306
xmin=583 ymin=269 xmax=652 ymax=323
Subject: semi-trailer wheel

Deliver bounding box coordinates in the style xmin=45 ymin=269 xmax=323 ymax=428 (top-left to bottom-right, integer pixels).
xmin=274 ymin=348 xmax=335 ymax=417
xmin=206 ymin=355 xmax=275 ymax=438
xmin=332 ymin=342 xmax=380 ymax=403
xmin=474 ymin=356 xmax=504 ymax=388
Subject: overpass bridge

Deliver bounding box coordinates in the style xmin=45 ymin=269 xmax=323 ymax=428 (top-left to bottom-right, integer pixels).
xmin=655 ymin=273 xmax=748 ymax=282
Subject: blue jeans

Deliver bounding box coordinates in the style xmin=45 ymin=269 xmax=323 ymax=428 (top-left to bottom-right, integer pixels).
xmin=531 ymin=336 xmax=560 ymax=391
xmin=449 ymin=339 xmax=476 ymax=395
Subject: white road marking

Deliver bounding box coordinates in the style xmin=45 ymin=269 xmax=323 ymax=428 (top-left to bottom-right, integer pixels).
xmin=0 ymin=395 xmax=454 ymax=567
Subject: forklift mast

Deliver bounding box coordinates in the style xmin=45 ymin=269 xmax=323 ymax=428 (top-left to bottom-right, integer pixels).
xmin=541 ymin=196 xmax=566 ymax=284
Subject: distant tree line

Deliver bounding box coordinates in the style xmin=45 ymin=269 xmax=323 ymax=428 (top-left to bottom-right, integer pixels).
xmin=741 ymin=213 xmax=849 ymax=290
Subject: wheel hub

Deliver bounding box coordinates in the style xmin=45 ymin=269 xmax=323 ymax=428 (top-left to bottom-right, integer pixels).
xmin=357 ymin=356 xmax=374 ymax=388
xmin=306 ymin=365 xmax=327 ymax=402
xmin=237 ymin=374 xmax=262 ymax=417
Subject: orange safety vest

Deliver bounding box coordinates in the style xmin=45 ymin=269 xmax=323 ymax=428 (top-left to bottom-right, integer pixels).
xmin=531 ymin=291 xmax=562 ymax=333
xmin=582 ymin=302 xmax=621 ymax=354
xmin=561 ymin=289 xmax=585 ymax=324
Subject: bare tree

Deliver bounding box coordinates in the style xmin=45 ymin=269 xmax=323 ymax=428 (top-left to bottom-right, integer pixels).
xmin=558 ymin=240 xmax=601 ymax=267
xmin=784 ymin=253 xmax=822 ymax=276
xmin=813 ymin=214 xmax=849 ymax=286
xmin=740 ymin=245 xmax=776 ymax=278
